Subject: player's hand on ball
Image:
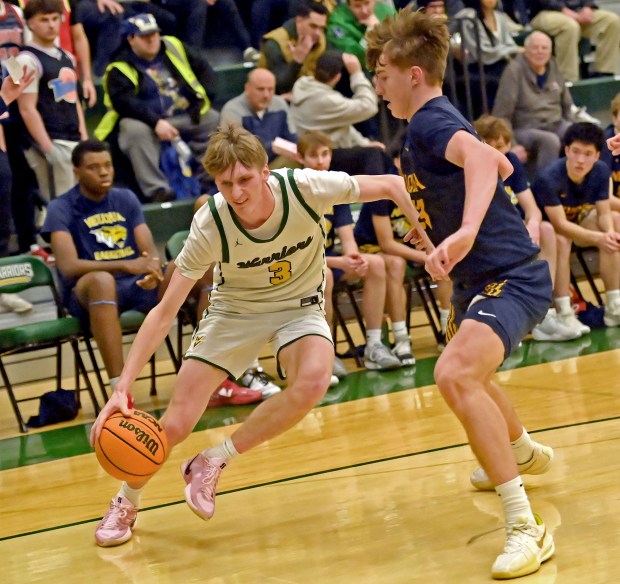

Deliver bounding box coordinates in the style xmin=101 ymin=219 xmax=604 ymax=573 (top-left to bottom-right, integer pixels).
xmin=90 ymin=388 xmax=134 ymax=447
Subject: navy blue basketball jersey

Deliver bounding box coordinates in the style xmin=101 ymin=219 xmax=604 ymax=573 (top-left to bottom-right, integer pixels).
xmin=601 ymin=124 xmax=620 ymax=199
xmin=532 ymin=158 xmax=610 ymax=224
xmin=325 ymin=203 xmax=353 ymax=253
xmin=399 ymin=96 xmax=539 ymax=286
xmin=503 ymin=150 xmax=529 ymax=219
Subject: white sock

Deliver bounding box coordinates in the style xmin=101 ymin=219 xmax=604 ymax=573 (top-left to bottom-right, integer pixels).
xmin=109 ymin=376 xmax=120 ymax=391
xmin=203 ymin=436 xmax=239 ymax=461
xmin=366 ymin=329 xmax=382 ymax=346
xmin=606 ymin=289 xmax=620 ymax=305
xmin=439 ymin=308 xmax=450 ymax=334
xmin=249 ymin=358 xmax=260 ymax=369
xmin=117 ymin=482 xmax=143 ymax=508
xmin=495 ymin=476 xmax=535 ymax=525
xmin=555 ymin=296 xmax=572 ymax=316
xmin=511 ymin=428 xmax=536 ymax=465
xmin=392 ymin=320 xmax=409 ymax=342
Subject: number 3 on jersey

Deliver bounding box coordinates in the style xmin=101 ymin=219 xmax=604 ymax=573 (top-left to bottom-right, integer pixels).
xmin=269 ymin=260 xmax=292 ymax=285
xmin=414 ymin=198 xmax=432 ymax=231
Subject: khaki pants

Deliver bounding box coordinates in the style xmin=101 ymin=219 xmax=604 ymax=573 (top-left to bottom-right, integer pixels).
xmin=531 ymin=9 xmax=620 ymax=82
xmin=24 ymin=140 xmax=78 ymax=201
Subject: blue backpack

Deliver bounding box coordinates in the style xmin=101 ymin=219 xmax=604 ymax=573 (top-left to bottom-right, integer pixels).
xmin=160 ymin=141 xmax=201 ymax=199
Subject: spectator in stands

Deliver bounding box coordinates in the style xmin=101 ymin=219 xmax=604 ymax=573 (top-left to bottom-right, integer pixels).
xmin=290 ymin=50 xmax=383 ymax=149
xmin=40 ymin=139 xmax=164 ymax=395
xmin=474 ymin=114 xmax=585 ymax=341
xmin=258 ymin=0 xmax=329 ymax=95
xmin=453 ymin=0 xmax=523 ymax=110
xmin=203 ymin=0 xmax=258 ymax=64
xmin=298 ymin=130 xmax=403 ymax=380
xmin=600 ymin=92 xmax=620 ymax=200
xmin=220 ymin=68 xmax=298 ymax=168
xmin=528 ymin=0 xmax=620 ymax=82
xmin=0 ymin=63 xmax=36 ymax=314
xmin=326 ymin=0 xmax=395 ymax=76
xmin=532 ymin=122 xmax=620 ymax=327
xmin=416 ymin=1 xmax=448 ymax=17
xmin=94 ymin=13 xmax=219 ymax=202
xmin=492 ymin=30 xmax=574 ymax=175
xmin=16 ymin=0 xmax=88 ymax=202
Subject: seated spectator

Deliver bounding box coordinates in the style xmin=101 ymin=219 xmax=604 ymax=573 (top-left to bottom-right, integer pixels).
xmin=220 ymin=68 xmax=298 ymax=168
xmin=474 ymin=114 xmax=585 ymax=341
xmin=40 ymin=139 xmax=164 ymax=394
xmin=326 ymin=0 xmax=395 ymax=77
xmin=492 ymin=30 xmax=573 ymax=175
xmin=453 ymin=0 xmax=523 ymax=110
xmin=600 ymin=92 xmax=620 ymax=200
xmin=290 ymin=50 xmax=382 ymax=149
xmin=203 ymin=0 xmax=258 ymax=64
xmin=528 ymin=0 xmax=620 ymax=82
xmin=298 ymin=130 xmax=403 ymax=379
xmin=16 ymin=0 xmax=88 ymax=202
xmin=94 ymin=13 xmax=220 ymax=202
xmin=79 ymin=0 xmax=208 ymax=77
xmin=416 ymin=0 xmax=449 ymax=18
xmin=258 ymin=0 xmax=329 ymax=95
xmin=532 ymin=122 xmax=620 ymax=327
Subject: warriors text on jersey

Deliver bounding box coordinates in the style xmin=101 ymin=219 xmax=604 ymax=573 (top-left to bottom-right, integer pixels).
xmin=175 ymin=168 xmax=360 ymax=314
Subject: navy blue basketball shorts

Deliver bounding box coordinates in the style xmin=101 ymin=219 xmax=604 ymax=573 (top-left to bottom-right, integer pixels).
xmin=447 ymin=259 xmax=552 ymax=359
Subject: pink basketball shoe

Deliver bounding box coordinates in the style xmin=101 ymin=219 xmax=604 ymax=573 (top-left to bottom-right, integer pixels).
xmin=95 ymin=496 xmax=138 ymax=547
xmin=180 ymin=454 xmax=227 ymax=520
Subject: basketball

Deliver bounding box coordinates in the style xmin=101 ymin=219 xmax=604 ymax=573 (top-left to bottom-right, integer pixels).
xmin=95 ymin=410 xmax=168 ymax=482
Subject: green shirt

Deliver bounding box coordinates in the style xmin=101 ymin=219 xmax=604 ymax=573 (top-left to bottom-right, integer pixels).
xmin=326 ymin=3 xmax=395 ymax=73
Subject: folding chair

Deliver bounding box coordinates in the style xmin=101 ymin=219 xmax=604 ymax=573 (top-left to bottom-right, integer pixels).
xmin=405 ymin=263 xmax=444 ymax=345
xmin=332 ymin=279 xmax=365 ymax=367
xmin=0 ymin=255 xmax=100 ymax=432
xmin=571 ymin=246 xmax=603 ymax=306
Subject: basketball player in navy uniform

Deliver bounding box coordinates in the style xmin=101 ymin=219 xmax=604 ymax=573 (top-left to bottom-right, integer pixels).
xmin=366 ymin=9 xmax=555 ymax=579
xmin=89 ymin=122 xmax=432 ymax=548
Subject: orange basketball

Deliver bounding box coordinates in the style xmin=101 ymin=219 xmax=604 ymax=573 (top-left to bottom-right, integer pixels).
xmin=95 ymin=410 xmax=168 ymax=482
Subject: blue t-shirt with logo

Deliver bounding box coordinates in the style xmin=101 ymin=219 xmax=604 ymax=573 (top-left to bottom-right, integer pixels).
xmin=42 ymin=185 xmax=146 ymax=296
xmin=398 ymin=96 xmax=537 ymax=286
xmin=532 ymin=158 xmax=610 ymax=224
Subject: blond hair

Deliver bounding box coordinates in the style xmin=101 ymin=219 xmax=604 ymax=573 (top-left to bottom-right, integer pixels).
xmin=611 ymin=92 xmax=620 ymax=117
xmin=473 ymin=115 xmax=513 ymax=144
xmin=203 ymin=122 xmax=268 ymax=177
xmin=297 ymin=130 xmax=333 ymax=157
xmin=366 ymin=7 xmax=449 ymax=85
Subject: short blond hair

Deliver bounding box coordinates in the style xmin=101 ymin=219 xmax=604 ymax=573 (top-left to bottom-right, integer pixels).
xmin=297 ymin=130 xmax=333 ymax=157
xmin=203 ymin=122 xmax=268 ymax=177
xmin=611 ymin=92 xmax=620 ymax=117
xmin=366 ymin=7 xmax=449 ymax=85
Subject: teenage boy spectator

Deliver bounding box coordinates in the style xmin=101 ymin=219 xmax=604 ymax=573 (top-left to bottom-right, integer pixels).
xmin=532 ymin=122 xmax=620 ymax=327
xmin=94 ymin=13 xmax=219 ymax=202
xmin=15 ymin=0 xmax=88 ymax=202
xmin=259 ymin=0 xmax=329 ymax=95
xmin=326 ymin=0 xmax=395 ymax=76
xmin=290 ymin=50 xmax=382 ymax=149
xmin=298 ymin=130 xmax=403 ymax=377
xmin=492 ymin=30 xmax=575 ymax=175
xmin=220 ymin=68 xmax=298 ymax=168
xmin=528 ymin=1 xmax=620 ymax=82
xmin=600 ymin=93 xmax=620 ymax=200
xmin=474 ymin=114 xmax=586 ymax=341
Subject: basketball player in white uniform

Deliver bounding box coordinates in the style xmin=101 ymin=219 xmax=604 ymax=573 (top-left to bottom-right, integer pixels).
xmin=90 ymin=122 xmax=434 ymax=547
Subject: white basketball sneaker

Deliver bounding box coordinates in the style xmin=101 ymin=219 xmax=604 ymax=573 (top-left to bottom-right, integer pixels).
xmin=491 ymin=514 xmax=555 ymax=579
xmin=470 ymin=442 xmax=554 ymax=491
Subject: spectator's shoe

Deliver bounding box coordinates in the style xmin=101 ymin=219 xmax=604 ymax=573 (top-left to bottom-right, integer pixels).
xmin=491 ymin=514 xmax=555 ymax=579
xmin=0 ymin=293 xmax=33 ymax=314
xmin=570 ymin=104 xmax=601 ymax=125
xmin=207 ymin=379 xmax=263 ymax=407
xmin=603 ymin=299 xmax=620 ymax=327
xmin=470 ymin=442 xmax=554 ymax=491
xmin=364 ymin=343 xmax=402 ymax=370
xmin=393 ymin=338 xmax=416 ymax=366
xmin=332 ymin=356 xmax=349 ymax=379
xmin=151 ymin=188 xmax=176 ymax=203
xmin=532 ymin=310 xmax=581 ymax=341
xmin=243 ymin=47 xmax=260 ymax=64
xmin=95 ymin=496 xmax=138 ymax=547
xmin=329 ymin=374 xmax=340 ymax=387
xmin=181 ymin=454 xmax=227 ymax=521
xmin=239 ymin=366 xmax=282 ymax=399
xmin=556 ymin=310 xmax=590 ymax=336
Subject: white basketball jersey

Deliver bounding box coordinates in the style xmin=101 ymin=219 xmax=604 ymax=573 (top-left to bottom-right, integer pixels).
xmin=175 ymin=168 xmax=360 ymax=314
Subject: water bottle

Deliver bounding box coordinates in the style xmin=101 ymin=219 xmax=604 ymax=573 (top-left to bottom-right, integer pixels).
xmin=173 ymin=137 xmax=193 ymax=177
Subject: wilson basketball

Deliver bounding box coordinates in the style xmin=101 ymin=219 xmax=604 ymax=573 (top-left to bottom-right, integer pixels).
xmin=95 ymin=410 xmax=168 ymax=482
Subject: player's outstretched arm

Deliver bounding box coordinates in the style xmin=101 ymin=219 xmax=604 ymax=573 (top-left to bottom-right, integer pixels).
xmin=89 ymin=270 xmax=196 ymax=445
